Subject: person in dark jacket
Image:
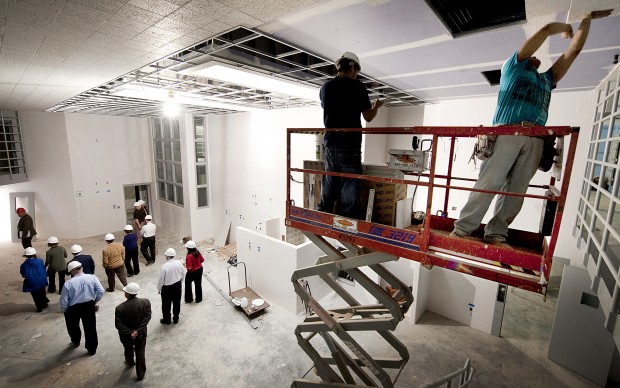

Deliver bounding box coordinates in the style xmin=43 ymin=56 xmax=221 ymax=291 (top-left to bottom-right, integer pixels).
xmin=123 ymin=225 xmax=140 ymax=276
xmin=20 ymin=247 xmax=49 ymax=312
xmin=16 ymin=207 xmax=36 ymax=248
xmin=69 ymin=245 xmax=95 ymax=275
xmin=45 ymin=236 xmax=67 ymax=294
xmin=115 ymin=282 xmax=151 ymax=381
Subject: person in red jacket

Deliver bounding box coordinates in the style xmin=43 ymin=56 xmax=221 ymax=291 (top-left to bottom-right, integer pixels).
xmin=184 ymin=241 xmax=204 ymax=303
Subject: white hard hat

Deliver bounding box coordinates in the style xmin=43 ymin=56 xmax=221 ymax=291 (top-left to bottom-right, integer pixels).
xmin=47 ymin=236 xmax=59 ymax=244
xmin=70 ymin=244 xmax=82 ymax=254
xmin=138 ymin=200 xmax=145 ymax=205
xmin=145 ymin=214 xmax=152 ymax=220
xmin=23 ymin=247 xmax=36 ymax=256
xmin=123 ymin=282 xmax=140 ymax=295
xmin=67 ymin=261 xmax=82 ymax=272
xmin=185 ymin=240 xmax=197 ymax=249
xmin=104 ymin=233 xmax=115 ymax=241
xmin=124 ymin=224 xmax=133 ymax=231
xmin=164 ymin=248 xmax=176 ymax=257
xmin=337 ymin=51 xmax=361 ymax=70
xmin=133 ymin=201 xmax=140 ymax=207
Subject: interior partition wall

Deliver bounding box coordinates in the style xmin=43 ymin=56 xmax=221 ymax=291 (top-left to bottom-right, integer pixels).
xmin=573 ymin=63 xmax=620 ymax=335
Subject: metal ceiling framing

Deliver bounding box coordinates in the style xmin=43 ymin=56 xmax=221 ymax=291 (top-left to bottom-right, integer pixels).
xmin=46 ymin=27 xmax=427 ymax=118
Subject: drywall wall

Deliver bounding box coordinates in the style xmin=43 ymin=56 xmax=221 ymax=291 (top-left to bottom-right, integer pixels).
xmin=236 ymin=226 xmax=325 ymax=315
xmin=0 ymin=111 xmax=76 ymax=240
xmin=64 ymin=113 xmax=152 ymax=239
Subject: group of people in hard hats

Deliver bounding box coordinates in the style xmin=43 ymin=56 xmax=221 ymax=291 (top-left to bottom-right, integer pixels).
xmin=18 ymin=226 xmax=205 ymax=382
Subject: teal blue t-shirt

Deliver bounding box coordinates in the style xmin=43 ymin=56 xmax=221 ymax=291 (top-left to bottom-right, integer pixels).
xmin=492 ymin=51 xmax=555 ymax=126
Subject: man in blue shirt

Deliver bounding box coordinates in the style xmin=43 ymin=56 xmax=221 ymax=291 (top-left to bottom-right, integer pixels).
xmin=452 ymin=10 xmax=612 ymax=245
xmin=317 ymin=52 xmax=383 ymax=219
xmin=68 ymin=245 xmax=95 ymax=275
xmin=60 ymin=261 xmax=105 ymax=355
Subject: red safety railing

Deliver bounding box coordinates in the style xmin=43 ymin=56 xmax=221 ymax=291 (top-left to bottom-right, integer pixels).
xmin=285 ymin=126 xmax=579 ymax=295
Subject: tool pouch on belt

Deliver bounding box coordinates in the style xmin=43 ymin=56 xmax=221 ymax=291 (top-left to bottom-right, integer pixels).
xmin=473 ymin=134 xmax=496 ymax=161
xmin=538 ymin=136 xmax=557 ymax=172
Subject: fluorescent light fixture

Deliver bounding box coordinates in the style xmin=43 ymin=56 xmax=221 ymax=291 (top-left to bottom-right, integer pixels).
xmin=163 ymin=100 xmax=179 ymax=117
xmin=181 ymin=61 xmax=320 ymax=102
xmin=112 ymin=84 xmax=259 ymax=112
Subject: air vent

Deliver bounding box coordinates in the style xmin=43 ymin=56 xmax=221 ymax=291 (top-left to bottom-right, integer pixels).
xmin=425 ymin=0 xmax=526 ymax=37
xmin=482 ymin=69 xmax=501 ymax=86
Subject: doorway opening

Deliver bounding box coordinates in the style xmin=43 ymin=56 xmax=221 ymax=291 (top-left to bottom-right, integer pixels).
xmin=9 ymin=192 xmax=35 ymax=243
xmin=123 ymin=184 xmax=151 ymax=226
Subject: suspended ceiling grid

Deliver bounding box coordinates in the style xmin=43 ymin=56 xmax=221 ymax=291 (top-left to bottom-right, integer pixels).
xmin=46 ymin=26 xmax=427 ymax=118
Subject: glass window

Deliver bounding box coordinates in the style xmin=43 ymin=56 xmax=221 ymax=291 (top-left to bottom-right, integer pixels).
xmin=588 ymin=241 xmax=599 ymax=265
xmin=197 ymin=165 xmax=207 ymax=185
xmin=607 ymin=141 xmax=619 ymax=163
xmin=152 ymin=117 xmax=183 ymax=207
xmin=593 ymin=216 xmax=605 ymax=242
xmin=611 ymin=203 xmax=620 ymax=237
xmin=604 ymin=96 xmax=614 ymax=118
xmin=194 ymin=115 xmax=209 ymax=208
xmin=195 ymin=143 xmax=205 ymax=162
xmin=0 ymin=110 xmax=28 ymax=184
xmin=173 ymin=141 xmax=181 ymax=162
xmin=605 ymin=232 xmax=620 ymax=272
xmin=198 ymin=187 xmax=208 ymax=207
xmin=602 ymin=167 xmax=616 ymax=193
xmin=597 ymin=192 xmax=611 ymax=220
xmin=596 ymin=142 xmax=605 ymax=161
xmin=592 ymin=125 xmax=599 ymax=140
xmin=600 ymin=261 xmax=615 ymax=295
xmin=612 ymin=115 xmax=620 ymax=138
xmin=601 ymin=118 xmax=610 ymax=139
xmin=175 ymin=185 xmax=184 ymax=205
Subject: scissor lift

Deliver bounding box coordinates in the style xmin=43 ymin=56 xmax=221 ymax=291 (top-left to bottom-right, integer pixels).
xmin=286 ymin=126 xmax=578 ymax=387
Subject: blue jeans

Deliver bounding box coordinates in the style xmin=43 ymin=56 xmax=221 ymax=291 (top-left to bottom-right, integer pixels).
xmin=453 ymin=135 xmax=543 ymax=242
xmin=317 ymin=146 xmax=362 ymax=219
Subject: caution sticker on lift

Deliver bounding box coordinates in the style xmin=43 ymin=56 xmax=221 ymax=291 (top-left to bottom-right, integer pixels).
xmin=333 ymin=217 xmax=358 ymax=234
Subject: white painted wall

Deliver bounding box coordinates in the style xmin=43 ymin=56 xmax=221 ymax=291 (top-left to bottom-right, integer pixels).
xmin=210 ymin=107 xmax=322 ymax=243
xmin=64 ymin=113 xmax=151 ymax=238
xmin=0 ymin=111 xmax=76 ymax=240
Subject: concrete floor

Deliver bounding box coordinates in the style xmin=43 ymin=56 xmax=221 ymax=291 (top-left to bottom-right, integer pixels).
xmin=0 ymin=231 xmax=598 ymax=387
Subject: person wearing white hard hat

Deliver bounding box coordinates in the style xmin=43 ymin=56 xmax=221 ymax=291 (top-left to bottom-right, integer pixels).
xmin=115 ymin=282 xmax=151 ymax=381
xmin=20 ymin=247 xmax=49 ymax=312
xmin=16 ymin=207 xmax=36 ymax=248
xmin=68 ymin=245 xmax=95 ymax=276
xmin=60 ymin=261 xmax=105 ymax=355
xmin=45 ymin=236 xmax=68 ymax=294
xmin=122 ymin=224 xmax=140 ymax=276
xmin=184 ymin=241 xmax=204 ymax=303
xmin=133 ymin=201 xmax=148 ymax=233
xmin=140 ymin=215 xmax=157 ymax=265
xmin=317 ymin=51 xmax=383 ymax=219
xmin=157 ymin=248 xmax=185 ymax=324
xmin=102 ymin=233 xmax=128 ymax=292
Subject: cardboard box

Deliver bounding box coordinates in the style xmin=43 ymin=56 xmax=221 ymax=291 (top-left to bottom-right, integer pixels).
xmin=302 ymin=161 xmax=407 ymax=226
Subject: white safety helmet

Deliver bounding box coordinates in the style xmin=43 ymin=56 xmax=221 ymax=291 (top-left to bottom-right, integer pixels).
xmin=47 ymin=236 xmax=59 ymax=244
xmin=67 ymin=261 xmax=82 ymax=272
xmin=185 ymin=240 xmax=197 ymax=249
xmin=23 ymin=247 xmax=37 ymax=256
xmin=123 ymin=282 xmax=140 ymax=295
xmin=336 ymin=51 xmax=361 ymax=71
xmin=138 ymin=200 xmax=146 ymax=205
xmin=133 ymin=201 xmax=140 ymax=207
xmin=70 ymin=244 xmax=82 ymax=254
xmin=104 ymin=233 xmax=115 ymax=241
xmin=164 ymin=248 xmax=176 ymax=257
xmin=145 ymin=214 xmax=152 ymax=221
xmin=124 ymin=224 xmax=133 ymax=231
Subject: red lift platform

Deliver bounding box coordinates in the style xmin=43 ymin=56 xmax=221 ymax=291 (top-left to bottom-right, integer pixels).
xmin=286 ymin=125 xmax=578 ymax=296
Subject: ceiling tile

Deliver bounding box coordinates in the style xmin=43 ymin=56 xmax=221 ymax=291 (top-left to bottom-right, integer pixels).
xmin=47 ymin=22 xmax=96 ymax=45
xmin=10 ymin=83 xmax=37 ymax=102
xmin=150 ymin=41 xmax=190 ymax=56
xmin=42 ymin=70 xmax=78 ymax=86
xmin=56 ymin=2 xmax=113 ymax=30
xmin=167 ymin=6 xmax=213 ymax=27
xmin=0 ymin=70 xmax=25 ymax=83
xmin=97 ymin=20 xmax=149 ymax=38
xmin=109 ymin=45 xmax=152 ymax=59
xmin=113 ymin=4 xmax=165 ymax=25
xmin=0 ymin=83 xmax=16 ymax=103
xmin=154 ymin=17 xmax=199 ymax=36
xmin=128 ymin=0 xmax=181 ymax=17
xmin=18 ymin=65 xmax=55 ymax=84
xmin=0 ymin=48 xmax=34 ymax=70
xmin=0 ymin=0 xmax=8 ymax=18
xmin=38 ymin=37 xmax=82 ymax=60
xmin=82 ymin=32 xmax=127 ymax=51
xmin=61 ymin=50 xmax=108 ymax=70
xmin=70 ymin=0 xmax=126 ymax=14
xmin=219 ymin=10 xmax=262 ymax=27
xmin=2 ymin=22 xmax=47 ymax=51
xmin=6 ymin=0 xmax=60 ymax=27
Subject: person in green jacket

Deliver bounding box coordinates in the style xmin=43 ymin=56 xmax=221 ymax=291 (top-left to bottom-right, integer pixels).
xmin=45 ymin=236 xmax=68 ymax=294
xmin=16 ymin=207 xmax=36 ymax=248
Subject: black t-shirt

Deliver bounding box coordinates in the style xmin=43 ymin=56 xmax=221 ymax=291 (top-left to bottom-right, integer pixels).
xmin=320 ymin=77 xmax=372 ymax=148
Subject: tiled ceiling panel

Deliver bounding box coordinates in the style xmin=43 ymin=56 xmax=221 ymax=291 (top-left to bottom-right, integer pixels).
xmin=0 ymin=0 xmax=618 ymax=114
